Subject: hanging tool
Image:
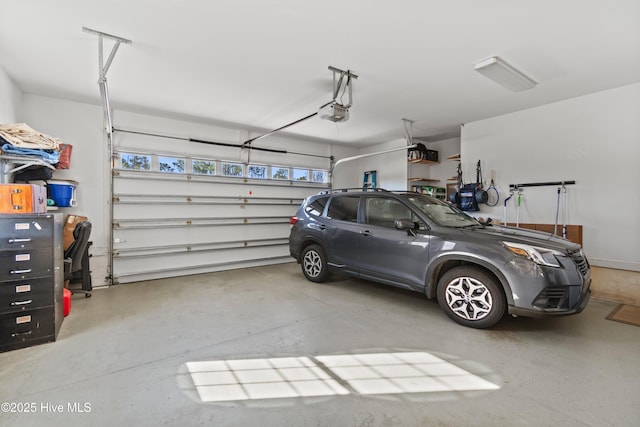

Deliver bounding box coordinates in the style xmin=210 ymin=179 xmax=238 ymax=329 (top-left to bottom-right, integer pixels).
xmin=515 ymin=189 xmax=522 ymax=228
xmin=450 ymin=162 xmax=463 ymax=204
xmin=554 ymin=186 xmax=561 ymax=236
xmin=561 ymin=183 xmax=568 ymax=239
xmin=486 ymin=178 xmax=499 ymax=206
xmin=503 ymin=191 xmax=513 ymax=225
xmin=553 ymin=182 xmax=569 ymax=238
xmin=475 ymin=160 xmax=488 ymax=204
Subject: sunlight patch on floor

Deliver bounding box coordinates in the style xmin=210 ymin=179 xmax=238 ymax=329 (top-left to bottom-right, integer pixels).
xmin=187 ymin=351 xmax=499 ymax=402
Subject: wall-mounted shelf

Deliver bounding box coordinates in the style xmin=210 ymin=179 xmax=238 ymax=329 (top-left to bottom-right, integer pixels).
xmin=408 ymin=177 xmax=440 ymax=182
xmin=408 ymin=159 xmax=438 ymax=165
xmin=1 ymin=155 xmax=56 ymax=184
xmin=447 ymin=154 xmax=461 ymax=161
xmin=411 ymin=184 xmax=446 ymax=200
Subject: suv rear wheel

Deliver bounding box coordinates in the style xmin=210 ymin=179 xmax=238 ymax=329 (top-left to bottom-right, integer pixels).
xmin=437 ymin=266 xmax=506 ymax=328
xmin=301 ymin=244 xmax=330 ymax=283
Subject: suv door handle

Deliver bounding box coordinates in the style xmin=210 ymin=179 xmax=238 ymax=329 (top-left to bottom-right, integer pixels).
xmin=362 ymin=230 xmax=372 ymax=237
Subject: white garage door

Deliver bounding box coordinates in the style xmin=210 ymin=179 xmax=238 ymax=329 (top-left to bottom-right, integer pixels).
xmin=111 ymin=128 xmax=330 ymax=284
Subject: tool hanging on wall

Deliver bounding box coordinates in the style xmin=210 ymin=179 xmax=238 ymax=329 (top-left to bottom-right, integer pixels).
xmin=486 ymin=169 xmax=500 ymax=206
xmin=503 ymin=190 xmax=514 ymax=225
xmin=475 ymin=160 xmax=488 ymax=204
xmin=452 ymin=160 xmax=488 ymax=211
xmin=554 ymin=186 xmax=562 ymax=236
xmin=515 ymin=189 xmax=523 ymax=228
xmin=507 ymin=180 xmax=575 ymax=235
xmin=486 ymin=178 xmax=499 ymax=206
xmin=553 ymin=184 xmax=569 ymax=238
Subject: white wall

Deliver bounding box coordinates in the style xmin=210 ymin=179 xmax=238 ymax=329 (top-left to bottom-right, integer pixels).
xmin=0 ymin=66 xmax=21 ymax=122
xmin=462 ymin=83 xmax=640 ymax=272
xmin=348 ymin=139 xmax=409 ymax=191
xmin=21 ymin=94 xmax=108 ymax=282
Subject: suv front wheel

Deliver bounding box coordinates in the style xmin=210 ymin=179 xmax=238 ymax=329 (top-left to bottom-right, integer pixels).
xmin=437 ymin=266 xmax=506 ymax=329
xmin=301 ymin=244 xmax=330 ymax=283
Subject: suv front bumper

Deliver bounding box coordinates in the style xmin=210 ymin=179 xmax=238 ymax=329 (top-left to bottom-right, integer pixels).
xmin=508 ymin=278 xmax=591 ymax=318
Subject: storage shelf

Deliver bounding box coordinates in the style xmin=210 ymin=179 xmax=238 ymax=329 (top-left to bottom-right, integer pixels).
xmin=408 ymin=177 xmax=439 ymax=182
xmin=447 ymin=154 xmax=461 ymax=161
xmin=408 ymin=159 xmax=438 ymax=165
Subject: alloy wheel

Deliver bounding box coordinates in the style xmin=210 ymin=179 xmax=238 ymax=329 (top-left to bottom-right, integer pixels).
xmin=303 ymin=250 xmax=322 ymax=278
xmin=444 ymin=276 xmax=493 ymax=321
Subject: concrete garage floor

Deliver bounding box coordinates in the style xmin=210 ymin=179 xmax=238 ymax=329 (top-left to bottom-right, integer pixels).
xmin=1 ymin=263 xmax=639 ymax=427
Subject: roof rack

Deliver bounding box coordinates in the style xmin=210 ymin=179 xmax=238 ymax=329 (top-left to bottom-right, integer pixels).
xmin=318 ymin=187 xmax=391 ymax=195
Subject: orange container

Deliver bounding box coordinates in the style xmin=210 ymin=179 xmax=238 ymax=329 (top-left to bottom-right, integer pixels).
xmin=0 ymin=184 xmax=47 ymax=214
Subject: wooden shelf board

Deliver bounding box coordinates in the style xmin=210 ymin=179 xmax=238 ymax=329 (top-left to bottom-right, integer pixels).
xmin=408 ymin=159 xmax=438 ymax=165
xmin=408 ymin=177 xmax=439 ymax=182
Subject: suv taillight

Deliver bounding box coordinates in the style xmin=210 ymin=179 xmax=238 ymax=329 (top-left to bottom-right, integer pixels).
xmin=289 ymin=216 xmax=299 ymax=225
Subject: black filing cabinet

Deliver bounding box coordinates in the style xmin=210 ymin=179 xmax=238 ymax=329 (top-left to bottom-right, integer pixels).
xmin=0 ymin=213 xmax=63 ymax=352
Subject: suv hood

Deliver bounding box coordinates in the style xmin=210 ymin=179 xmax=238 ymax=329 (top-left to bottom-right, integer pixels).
xmin=462 ymin=225 xmax=581 ymax=252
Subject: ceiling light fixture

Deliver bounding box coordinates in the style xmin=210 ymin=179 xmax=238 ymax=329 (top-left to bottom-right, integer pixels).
xmin=474 ymin=56 xmax=536 ymax=92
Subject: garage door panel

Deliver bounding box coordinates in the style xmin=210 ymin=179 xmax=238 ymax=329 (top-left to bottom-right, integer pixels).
xmin=112 ymin=135 xmax=328 ymax=283
xmin=113 ymin=245 xmax=290 ymax=283
xmin=113 ymin=204 xmax=295 ymax=221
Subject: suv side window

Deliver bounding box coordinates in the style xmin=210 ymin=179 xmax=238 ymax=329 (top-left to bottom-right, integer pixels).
xmin=326 ymin=196 xmax=359 ymax=222
xmin=365 ymin=196 xmax=427 ymax=232
xmin=305 ymin=196 xmax=329 ymax=217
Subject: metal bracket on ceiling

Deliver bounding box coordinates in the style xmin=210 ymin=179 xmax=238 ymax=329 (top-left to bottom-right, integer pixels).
xmin=328 ymin=65 xmax=358 ymax=108
xmin=242 ymin=65 xmax=358 ymax=147
xmin=402 ymin=118 xmax=415 ymax=145
xmin=82 ymin=26 xmax=131 ymax=83
xmin=402 ymin=118 xmax=431 ymax=146
xmin=82 ymin=26 xmax=132 ymax=134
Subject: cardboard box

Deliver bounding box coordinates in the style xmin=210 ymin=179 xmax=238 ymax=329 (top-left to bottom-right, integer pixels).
xmin=0 ymin=183 xmax=47 ymax=213
xmin=63 ymin=214 xmax=89 ymax=250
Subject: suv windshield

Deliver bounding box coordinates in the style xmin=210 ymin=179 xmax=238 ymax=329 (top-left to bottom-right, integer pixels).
xmin=406 ymin=194 xmax=480 ymax=228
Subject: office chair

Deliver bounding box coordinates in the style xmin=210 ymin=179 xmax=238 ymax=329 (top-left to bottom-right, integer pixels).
xmin=64 ymin=221 xmax=92 ymax=298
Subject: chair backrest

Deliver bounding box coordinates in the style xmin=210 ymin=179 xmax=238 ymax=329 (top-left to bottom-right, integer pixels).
xmin=64 ymin=221 xmax=92 ymax=273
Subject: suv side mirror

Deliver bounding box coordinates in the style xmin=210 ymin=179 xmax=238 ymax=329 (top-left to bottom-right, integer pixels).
xmin=394 ymin=219 xmax=414 ymax=230
xmin=395 ymin=219 xmax=420 ymax=236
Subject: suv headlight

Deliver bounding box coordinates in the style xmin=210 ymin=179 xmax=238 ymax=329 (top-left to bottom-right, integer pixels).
xmin=503 ymin=242 xmax=564 ymax=268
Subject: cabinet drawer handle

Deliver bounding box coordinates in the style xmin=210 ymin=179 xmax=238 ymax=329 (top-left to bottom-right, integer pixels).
xmin=10 ymin=269 xmax=32 ymax=275
xmin=8 ymin=238 xmax=32 ymax=243
xmin=11 ymin=331 xmax=33 ymax=338
xmin=11 ymin=300 xmax=33 ymax=306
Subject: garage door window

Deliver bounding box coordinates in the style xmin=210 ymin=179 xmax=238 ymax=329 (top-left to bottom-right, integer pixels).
xmin=312 ymin=170 xmax=328 ymax=183
xmin=222 ymin=162 xmax=243 ymax=177
xmin=247 ymin=165 xmax=267 ymax=179
xmin=159 ymin=156 xmax=185 ymax=173
xmin=272 ymin=166 xmax=289 ymax=180
xmin=292 ymin=168 xmax=309 ymax=181
xmin=121 ymin=153 xmax=151 ymax=171
xmin=192 ymin=159 xmax=216 ymax=175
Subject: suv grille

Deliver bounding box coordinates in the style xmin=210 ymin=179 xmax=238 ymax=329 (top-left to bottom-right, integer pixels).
xmin=568 ymin=249 xmax=590 ymax=276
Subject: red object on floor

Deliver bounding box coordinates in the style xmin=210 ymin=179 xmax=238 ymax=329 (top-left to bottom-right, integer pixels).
xmin=63 ymin=288 xmax=72 ymax=317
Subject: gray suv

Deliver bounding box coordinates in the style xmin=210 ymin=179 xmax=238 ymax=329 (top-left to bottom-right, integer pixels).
xmin=289 ymin=189 xmax=591 ymax=328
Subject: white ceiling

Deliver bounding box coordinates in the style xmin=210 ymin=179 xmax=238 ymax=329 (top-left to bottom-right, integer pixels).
xmin=1 ymin=0 xmax=639 ymax=146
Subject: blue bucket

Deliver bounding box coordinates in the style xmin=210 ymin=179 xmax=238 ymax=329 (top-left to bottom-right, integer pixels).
xmin=49 ymin=183 xmax=75 ymax=207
